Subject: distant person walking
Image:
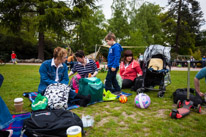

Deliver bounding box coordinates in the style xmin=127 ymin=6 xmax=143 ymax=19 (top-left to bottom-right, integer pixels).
xmin=11 ymin=51 xmax=17 ymax=64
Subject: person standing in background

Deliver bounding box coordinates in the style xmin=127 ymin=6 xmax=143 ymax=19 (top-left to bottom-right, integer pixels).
xmin=190 ymin=56 xmax=195 ymax=68
xmin=11 ymin=51 xmax=17 ymax=64
xmin=67 ymin=53 xmax=74 ymax=70
xmin=99 ymin=56 xmax=102 ymax=64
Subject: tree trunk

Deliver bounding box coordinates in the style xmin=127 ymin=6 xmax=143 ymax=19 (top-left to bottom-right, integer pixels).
xmin=38 ymin=32 xmax=44 ymax=60
xmin=37 ymin=0 xmax=45 ymax=61
xmin=175 ymin=0 xmax=182 ymax=53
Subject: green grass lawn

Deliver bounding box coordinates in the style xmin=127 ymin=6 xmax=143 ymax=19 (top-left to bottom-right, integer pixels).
xmin=0 ymin=65 xmax=205 ymax=137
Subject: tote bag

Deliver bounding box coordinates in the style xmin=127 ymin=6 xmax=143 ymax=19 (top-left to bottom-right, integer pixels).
xmin=78 ymin=77 xmax=103 ymax=103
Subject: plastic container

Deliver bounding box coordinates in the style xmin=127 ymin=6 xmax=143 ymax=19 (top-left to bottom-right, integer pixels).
xmin=66 ymin=126 xmax=82 ymax=137
xmin=82 ymin=115 xmax=94 ymax=127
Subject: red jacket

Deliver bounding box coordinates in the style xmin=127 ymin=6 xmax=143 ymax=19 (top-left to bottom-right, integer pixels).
xmin=120 ymin=60 xmax=143 ymax=81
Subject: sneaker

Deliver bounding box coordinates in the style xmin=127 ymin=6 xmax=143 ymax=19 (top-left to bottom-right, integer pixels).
xmin=103 ymin=89 xmax=117 ymax=101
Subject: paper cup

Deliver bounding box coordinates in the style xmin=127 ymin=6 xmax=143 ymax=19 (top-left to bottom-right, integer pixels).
xmin=14 ymin=98 xmax=23 ymax=112
xmin=66 ymin=126 xmax=82 ymax=137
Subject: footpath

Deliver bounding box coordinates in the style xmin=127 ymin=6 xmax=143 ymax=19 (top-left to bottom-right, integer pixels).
xmin=6 ymin=63 xmax=202 ymax=71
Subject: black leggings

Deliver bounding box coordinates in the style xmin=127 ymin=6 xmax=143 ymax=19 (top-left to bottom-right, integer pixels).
xmin=122 ymin=79 xmax=134 ymax=89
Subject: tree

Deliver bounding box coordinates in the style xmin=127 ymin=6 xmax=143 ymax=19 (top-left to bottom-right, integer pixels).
xmin=167 ymin=0 xmax=205 ymax=53
xmin=129 ymin=2 xmax=164 ymax=46
xmin=70 ymin=8 xmax=107 ymax=54
xmin=107 ymin=0 xmax=130 ymax=44
xmin=159 ymin=12 xmax=176 ymax=47
xmin=0 ymin=0 xmax=96 ymax=60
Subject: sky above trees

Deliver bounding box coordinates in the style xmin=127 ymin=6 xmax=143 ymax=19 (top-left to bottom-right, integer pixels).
xmin=96 ymin=0 xmax=206 ymax=30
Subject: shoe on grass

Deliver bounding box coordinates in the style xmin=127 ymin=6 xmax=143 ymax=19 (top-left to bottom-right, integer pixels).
xmin=103 ymin=89 xmax=117 ymax=101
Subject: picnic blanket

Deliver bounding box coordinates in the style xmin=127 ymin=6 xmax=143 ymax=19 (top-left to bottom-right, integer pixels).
xmin=23 ymin=91 xmax=132 ymax=110
xmin=3 ymin=112 xmax=31 ymax=137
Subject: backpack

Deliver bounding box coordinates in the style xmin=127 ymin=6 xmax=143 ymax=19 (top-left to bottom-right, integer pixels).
xmin=69 ymin=74 xmax=81 ymax=90
xmin=173 ymin=88 xmax=203 ymax=106
xmin=21 ymin=109 xmax=83 ymax=137
xmin=44 ymin=83 xmax=70 ymax=110
xmin=78 ymin=77 xmax=103 ymax=104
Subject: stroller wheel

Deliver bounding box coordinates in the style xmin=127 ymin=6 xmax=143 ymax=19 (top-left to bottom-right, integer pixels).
xmin=157 ymin=91 xmax=165 ymax=97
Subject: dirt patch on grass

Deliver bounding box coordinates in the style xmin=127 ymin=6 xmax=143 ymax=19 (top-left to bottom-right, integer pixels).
xmin=143 ymin=128 xmax=150 ymax=132
xmin=200 ymin=107 xmax=206 ymax=114
xmin=96 ymin=117 xmax=110 ymax=127
xmin=104 ymin=105 xmax=110 ymax=108
xmin=95 ymin=116 xmax=118 ymax=127
xmin=114 ymin=107 xmax=121 ymax=110
xmin=122 ymin=111 xmax=139 ymax=119
xmin=154 ymin=109 xmax=167 ymax=118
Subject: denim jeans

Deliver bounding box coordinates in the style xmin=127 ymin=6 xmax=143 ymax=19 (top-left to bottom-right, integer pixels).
xmin=105 ymin=67 xmax=120 ymax=92
xmin=0 ymin=96 xmax=15 ymax=130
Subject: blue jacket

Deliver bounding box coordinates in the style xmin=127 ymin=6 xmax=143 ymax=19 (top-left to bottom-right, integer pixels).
xmin=107 ymin=43 xmax=123 ymax=68
xmin=38 ymin=59 xmax=69 ymax=93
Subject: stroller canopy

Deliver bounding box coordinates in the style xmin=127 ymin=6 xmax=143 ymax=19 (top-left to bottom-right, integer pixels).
xmin=143 ymin=45 xmax=171 ymax=65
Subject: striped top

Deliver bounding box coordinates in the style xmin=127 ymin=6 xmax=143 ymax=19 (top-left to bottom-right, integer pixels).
xmin=71 ymin=58 xmax=98 ymax=78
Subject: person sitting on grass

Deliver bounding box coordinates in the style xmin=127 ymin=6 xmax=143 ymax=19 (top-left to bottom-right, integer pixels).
xmin=38 ymin=47 xmax=91 ymax=107
xmin=194 ymin=67 xmax=206 ymax=97
xmin=68 ymin=50 xmax=98 ymax=78
xmin=120 ymin=50 xmax=143 ymax=90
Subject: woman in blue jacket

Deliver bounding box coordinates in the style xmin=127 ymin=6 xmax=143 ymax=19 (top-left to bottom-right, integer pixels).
xmin=38 ymin=47 xmax=90 ymax=107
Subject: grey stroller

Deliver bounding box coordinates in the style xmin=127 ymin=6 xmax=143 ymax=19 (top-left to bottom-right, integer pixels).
xmin=137 ymin=45 xmax=171 ymax=97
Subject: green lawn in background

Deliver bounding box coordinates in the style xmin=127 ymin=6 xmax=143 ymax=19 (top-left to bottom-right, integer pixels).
xmin=0 ymin=65 xmax=205 ymax=137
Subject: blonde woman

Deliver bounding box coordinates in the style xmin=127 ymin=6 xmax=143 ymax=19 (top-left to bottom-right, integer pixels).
xmin=38 ymin=47 xmax=69 ymax=93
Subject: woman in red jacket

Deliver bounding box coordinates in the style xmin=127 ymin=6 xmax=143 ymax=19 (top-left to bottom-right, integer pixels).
xmin=120 ymin=50 xmax=143 ymax=89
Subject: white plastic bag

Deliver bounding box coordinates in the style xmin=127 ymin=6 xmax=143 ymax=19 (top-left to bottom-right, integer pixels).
xmin=82 ymin=115 xmax=94 ymax=127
